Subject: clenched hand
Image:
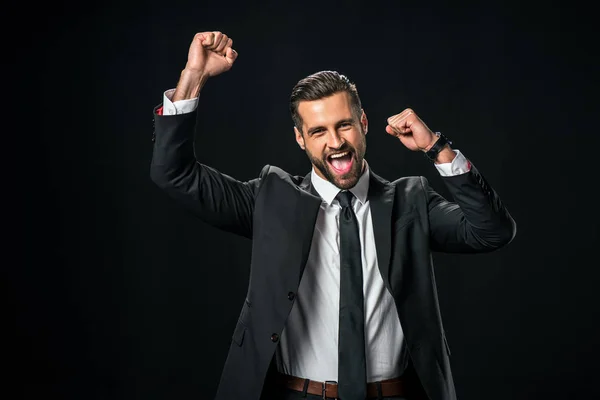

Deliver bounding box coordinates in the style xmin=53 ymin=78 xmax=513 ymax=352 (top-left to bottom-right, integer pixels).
xmin=173 ymin=31 xmax=238 ymax=101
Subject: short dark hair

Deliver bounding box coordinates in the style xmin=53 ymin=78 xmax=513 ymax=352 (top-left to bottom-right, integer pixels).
xmin=289 ymin=70 xmax=362 ymax=133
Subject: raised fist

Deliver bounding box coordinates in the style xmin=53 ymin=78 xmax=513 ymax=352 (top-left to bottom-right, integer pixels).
xmin=386 ymin=108 xmax=437 ymax=152
xmin=185 ymin=31 xmax=238 ymax=78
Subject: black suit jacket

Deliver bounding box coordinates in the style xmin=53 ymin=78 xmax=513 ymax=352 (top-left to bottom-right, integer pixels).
xmin=150 ymin=106 xmax=517 ymax=400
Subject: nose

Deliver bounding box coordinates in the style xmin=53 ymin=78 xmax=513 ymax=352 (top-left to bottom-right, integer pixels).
xmin=326 ymin=130 xmax=344 ymax=149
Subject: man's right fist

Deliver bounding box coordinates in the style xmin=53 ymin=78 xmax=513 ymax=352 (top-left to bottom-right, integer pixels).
xmin=186 ymin=31 xmax=238 ymax=78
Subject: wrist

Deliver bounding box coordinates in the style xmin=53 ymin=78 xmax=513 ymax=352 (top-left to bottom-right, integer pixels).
xmin=423 ymin=132 xmax=454 ymax=163
xmin=433 ymin=146 xmax=455 ymax=164
xmin=172 ymin=69 xmax=209 ymax=102
xmin=424 ymin=136 xmax=438 ymax=152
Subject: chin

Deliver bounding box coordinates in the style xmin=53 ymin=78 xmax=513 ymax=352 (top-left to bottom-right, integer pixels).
xmin=325 ymin=163 xmax=361 ymax=190
xmin=331 ymin=174 xmax=359 ymax=190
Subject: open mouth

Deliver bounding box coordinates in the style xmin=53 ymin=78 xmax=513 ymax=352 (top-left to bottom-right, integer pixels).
xmin=327 ymin=151 xmax=354 ymax=175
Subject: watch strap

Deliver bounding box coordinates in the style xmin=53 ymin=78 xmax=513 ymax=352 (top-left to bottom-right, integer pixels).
xmin=424 ymin=132 xmax=452 ymax=161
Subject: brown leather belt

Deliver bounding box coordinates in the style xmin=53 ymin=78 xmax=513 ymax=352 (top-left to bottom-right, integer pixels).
xmin=279 ymin=373 xmax=407 ymax=399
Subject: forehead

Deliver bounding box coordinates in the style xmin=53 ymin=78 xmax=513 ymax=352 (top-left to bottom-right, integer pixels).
xmin=297 ymin=92 xmax=355 ymax=128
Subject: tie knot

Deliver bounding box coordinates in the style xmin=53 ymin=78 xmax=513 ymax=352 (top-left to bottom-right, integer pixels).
xmin=336 ymin=190 xmax=355 ymax=208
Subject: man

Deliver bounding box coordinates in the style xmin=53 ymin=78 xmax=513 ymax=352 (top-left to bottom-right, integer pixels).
xmin=150 ymin=31 xmax=516 ymax=400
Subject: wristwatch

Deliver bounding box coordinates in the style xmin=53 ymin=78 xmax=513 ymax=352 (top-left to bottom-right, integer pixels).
xmin=424 ymin=132 xmax=452 ymax=161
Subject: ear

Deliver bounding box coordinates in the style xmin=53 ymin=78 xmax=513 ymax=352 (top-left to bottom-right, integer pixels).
xmin=361 ymin=110 xmax=368 ymax=135
xmin=294 ymin=126 xmax=305 ymax=150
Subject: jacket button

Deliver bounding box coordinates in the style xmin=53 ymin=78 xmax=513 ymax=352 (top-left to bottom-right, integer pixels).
xmin=271 ymin=333 xmax=279 ymax=342
xmin=287 ymin=292 xmax=295 ymax=301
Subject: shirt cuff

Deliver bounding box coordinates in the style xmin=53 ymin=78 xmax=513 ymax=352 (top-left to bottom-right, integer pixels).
xmin=161 ymin=88 xmax=199 ymax=115
xmin=434 ymin=150 xmax=471 ymax=176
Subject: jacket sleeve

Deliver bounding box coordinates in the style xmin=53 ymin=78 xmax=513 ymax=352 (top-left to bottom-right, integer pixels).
xmin=423 ymin=163 xmax=517 ymax=253
xmin=149 ymin=105 xmax=263 ymax=239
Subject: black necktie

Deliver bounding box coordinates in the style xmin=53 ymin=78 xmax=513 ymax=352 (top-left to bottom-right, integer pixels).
xmin=336 ymin=190 xmax=367 ymax=400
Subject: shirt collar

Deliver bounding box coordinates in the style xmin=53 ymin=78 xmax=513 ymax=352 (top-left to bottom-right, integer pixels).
xmin=310 ymin=160 xmax=370 ymax=206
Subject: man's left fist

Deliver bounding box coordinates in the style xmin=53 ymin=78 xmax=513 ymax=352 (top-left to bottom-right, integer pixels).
xmin=386 ymin=108 xmax=438 ymax=152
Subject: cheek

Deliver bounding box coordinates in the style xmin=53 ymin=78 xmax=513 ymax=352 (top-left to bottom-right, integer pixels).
xmin=306 ymin=144 xmax=321 ymax=157
xmin=306 ymin=138 xmax=325 ymax=153
xmin=347 ymin=130 xmax=364 ymax=147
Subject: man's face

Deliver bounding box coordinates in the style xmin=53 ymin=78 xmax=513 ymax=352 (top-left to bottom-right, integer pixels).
xmin=294 ymin=91 xmax=368 ymax=190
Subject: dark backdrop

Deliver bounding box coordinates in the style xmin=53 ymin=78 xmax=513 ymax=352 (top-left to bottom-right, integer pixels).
xmin=13 ymin=0 xmax=599 ymax=399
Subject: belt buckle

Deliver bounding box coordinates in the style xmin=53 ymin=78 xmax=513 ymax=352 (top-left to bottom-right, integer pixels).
xmin=322 ymin=380 xmax=337 ymax=399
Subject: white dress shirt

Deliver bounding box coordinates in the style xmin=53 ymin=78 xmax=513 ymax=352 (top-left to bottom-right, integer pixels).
xmin=161 ymin=89 xmax=471 ymax=381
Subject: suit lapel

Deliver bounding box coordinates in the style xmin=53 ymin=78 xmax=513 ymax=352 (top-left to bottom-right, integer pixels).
xmin=299 ymin=171 xmax=319 ymax=197
xmin=368 ymin=170 xmax=396 ymax=291
xmin=295 ymin=172 xmax=322 ymax=280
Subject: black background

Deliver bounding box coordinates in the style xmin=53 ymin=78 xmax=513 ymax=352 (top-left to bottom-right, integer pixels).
xmin=13 ymin=0 xmax=599 ymax=399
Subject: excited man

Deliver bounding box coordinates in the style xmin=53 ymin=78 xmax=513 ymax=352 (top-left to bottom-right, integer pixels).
xmin=150 ymin=31 xmax=516 ymax=400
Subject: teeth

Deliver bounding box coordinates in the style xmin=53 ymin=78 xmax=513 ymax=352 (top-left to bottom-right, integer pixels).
xmin=329 ymin=151 xmax=349 ymax=159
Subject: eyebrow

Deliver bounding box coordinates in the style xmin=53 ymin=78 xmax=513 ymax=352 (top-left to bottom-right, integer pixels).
xmin=306 ymin=118 xmax=355 ymax=136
